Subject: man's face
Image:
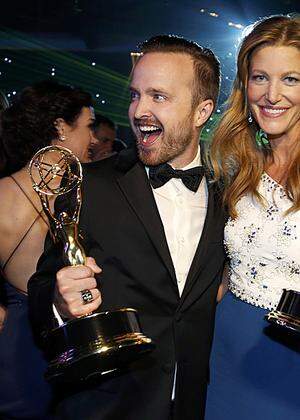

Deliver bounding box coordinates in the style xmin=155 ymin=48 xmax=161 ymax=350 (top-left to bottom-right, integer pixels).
xmin=90 ymin=124 xmax=116 ymax=161
xmin=128 ymin=52 xmax=200 ymax=168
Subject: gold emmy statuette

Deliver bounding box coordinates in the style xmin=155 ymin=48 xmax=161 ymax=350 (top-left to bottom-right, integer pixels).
xmin=29 ymin=145 xmax=154 ymax=382
xmin=265 ymin=289 xmax=300 ymax=334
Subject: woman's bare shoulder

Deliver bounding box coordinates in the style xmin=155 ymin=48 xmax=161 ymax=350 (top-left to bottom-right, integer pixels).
xmin=0 ymin=174 xmax=28 ymax=229
xmin=0 ymin=176 xmax=16 ymax=210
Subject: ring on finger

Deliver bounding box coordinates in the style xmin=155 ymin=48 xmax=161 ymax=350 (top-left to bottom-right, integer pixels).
xmin=80 ymin=289 xmax=93 ymax=305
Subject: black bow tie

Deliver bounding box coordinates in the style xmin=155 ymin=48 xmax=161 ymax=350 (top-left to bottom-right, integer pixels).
xmin=149 ymin=163 xmax=204 ymax=192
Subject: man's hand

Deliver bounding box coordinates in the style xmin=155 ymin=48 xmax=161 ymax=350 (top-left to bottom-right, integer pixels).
xmin=54 ymin=257 xmax=102 ymax=319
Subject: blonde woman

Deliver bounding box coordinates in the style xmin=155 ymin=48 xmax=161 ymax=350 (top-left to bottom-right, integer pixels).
xmin=205 ymin=15 xmax=300 ymax=420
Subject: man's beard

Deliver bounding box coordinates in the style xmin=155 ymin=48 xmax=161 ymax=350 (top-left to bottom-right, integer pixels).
xmin=136 ymin=116 xmax=196 ymax=167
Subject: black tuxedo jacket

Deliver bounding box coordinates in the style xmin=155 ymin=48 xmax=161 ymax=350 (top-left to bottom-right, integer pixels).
xmin=28 ymin=149 xmax=226 ymax=420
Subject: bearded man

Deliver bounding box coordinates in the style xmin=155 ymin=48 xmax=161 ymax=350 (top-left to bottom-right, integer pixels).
xmin=28 ymin=35 xmax=225 ymax=420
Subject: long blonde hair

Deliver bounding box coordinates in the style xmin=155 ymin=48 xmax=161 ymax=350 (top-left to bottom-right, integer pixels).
xmin=209 ymin=15 xmax=300 ymax=218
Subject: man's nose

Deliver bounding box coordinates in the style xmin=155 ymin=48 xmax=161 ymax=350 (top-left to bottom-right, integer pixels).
xmin=133 ymin=97 xmax=152 ymax=119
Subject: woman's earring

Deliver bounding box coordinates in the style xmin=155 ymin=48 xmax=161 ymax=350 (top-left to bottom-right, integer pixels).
xmin=248 ymin=111 xmax=253 ymax=124
xmin=59 ymin=130 xmax=66 ymax=142
xmin=255 ymin=128 xmax=271 ymax=149
xmin=54 ymin=120 xmax=66 ymax=142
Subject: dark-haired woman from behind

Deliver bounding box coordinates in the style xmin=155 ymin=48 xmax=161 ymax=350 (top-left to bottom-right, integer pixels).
xmin=0 ymin=80 xmax=94 ymax=419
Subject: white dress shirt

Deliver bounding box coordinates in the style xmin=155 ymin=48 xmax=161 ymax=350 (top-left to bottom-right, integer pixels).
xmin=149 ymin=147 xmax=208 ymax=296
xmin=148 ymin=147 xmax=208 ymax=401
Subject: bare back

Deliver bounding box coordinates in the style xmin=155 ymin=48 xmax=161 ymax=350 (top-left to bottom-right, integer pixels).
xmin=0 ymin=168 xmax=53 ymax=293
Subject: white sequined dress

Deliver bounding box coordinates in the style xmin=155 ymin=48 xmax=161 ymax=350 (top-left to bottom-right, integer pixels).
xmin=205 ymin=173 xmax=300 ymax=420
xmin=226 ymin=172 xmax=300 ymax=309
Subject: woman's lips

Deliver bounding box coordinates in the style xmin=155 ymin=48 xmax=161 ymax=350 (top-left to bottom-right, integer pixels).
xmin=259 ymin=106 xmax=288 ymax=118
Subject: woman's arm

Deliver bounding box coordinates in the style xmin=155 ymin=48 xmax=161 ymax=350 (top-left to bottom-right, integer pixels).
xmin=0 ymin=304 xmax=6 ymax=332
xmin=216 ymin=263 xmax=229 ymax=302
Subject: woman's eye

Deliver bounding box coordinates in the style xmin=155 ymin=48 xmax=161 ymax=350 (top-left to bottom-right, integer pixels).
xmin=284 ymin=76 xmax=299 ymax=85
xmin=251 ymin=74 xmax=266 ymax=83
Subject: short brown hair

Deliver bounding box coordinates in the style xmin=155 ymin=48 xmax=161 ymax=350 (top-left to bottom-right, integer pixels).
xmin=138 ymin=35 xmax=220 ymax=110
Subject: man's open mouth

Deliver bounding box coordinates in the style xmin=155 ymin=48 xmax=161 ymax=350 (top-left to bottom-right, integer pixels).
xmin=137 ymin=124 xmax=163 ymax=147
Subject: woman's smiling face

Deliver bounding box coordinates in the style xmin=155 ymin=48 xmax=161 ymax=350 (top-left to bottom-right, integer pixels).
xmin=247 ymin=45 xmax=300 ymax=141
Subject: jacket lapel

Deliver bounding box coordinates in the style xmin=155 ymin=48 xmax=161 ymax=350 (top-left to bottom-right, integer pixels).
xmin=178 ymin=180 xmax=218 ymax=308
xmin=114 ymin=150 xmax=177 ymax=284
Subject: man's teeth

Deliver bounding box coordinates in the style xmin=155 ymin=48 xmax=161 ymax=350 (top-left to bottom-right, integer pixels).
xmin=139 ymin=125 xmax=160 ymax=132
xmin=263 ymin=107 xmax=286 ymax=115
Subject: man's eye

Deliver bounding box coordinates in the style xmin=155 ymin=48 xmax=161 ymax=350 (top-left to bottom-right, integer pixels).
xmin=153 ymin=94 xmax=165 ymax=102
xmin=130 ymin=91 xmax=139 ymax=101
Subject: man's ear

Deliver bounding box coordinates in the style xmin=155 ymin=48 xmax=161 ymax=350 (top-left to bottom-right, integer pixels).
xmin=194 ymin=99 xmax=214 ymax=128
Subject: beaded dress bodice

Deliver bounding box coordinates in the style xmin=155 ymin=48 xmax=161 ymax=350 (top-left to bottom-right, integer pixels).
xmin=225 ymin=173 xmax=300 ymax=310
